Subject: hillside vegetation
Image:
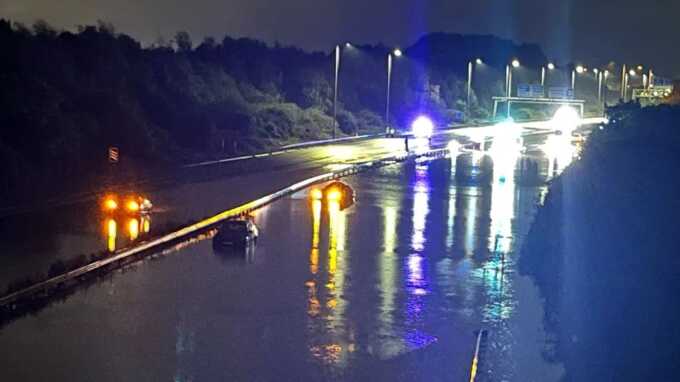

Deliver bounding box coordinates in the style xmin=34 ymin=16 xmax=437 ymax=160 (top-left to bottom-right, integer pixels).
xmin=0 ymin=20 xmax=550 ymax=204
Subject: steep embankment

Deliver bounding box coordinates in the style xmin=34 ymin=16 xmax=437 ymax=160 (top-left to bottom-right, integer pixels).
xmin=520 ymin=105 xmax=680 ymax=380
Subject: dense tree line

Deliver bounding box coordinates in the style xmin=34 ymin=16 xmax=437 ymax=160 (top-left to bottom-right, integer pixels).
xmin=0 ymin=19 xmax=548 ymax=205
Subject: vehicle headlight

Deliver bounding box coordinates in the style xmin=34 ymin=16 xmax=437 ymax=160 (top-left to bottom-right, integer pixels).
xmin=411 ymin=116 xmax=434 ymax=138
xmin=103 ymin=197 xmax=118 ymax=211
xmin=327 ymin=189 xmax=342 ymax=201
xmin=126 ymin=200 xmax=140 ymax=212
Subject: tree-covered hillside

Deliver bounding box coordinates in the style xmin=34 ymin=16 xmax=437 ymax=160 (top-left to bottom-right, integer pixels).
xmin=0 ymin=19 xmax=548 ymax=205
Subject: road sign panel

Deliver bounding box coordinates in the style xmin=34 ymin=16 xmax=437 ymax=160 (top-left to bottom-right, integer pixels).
xmin=517 ymin=84 xmax=544 ymax=98
xmin=548 ymin=86 xmax=574 ymax=99
xmin=530 ymin=84 xmax=545 ymax=98
xmin=517 ymin=84 xmax=531 ymax=98
xmin=108 ymin=147 xmax=119 ymax=163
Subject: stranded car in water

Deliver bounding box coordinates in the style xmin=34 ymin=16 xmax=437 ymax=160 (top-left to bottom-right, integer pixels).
xmin=101 ymin=194 xmax=152 ymax=216
xmin=213 ymin=218 xmax=259 ymax=248
xmin=309 ymin=181 xmax=356 ymax=210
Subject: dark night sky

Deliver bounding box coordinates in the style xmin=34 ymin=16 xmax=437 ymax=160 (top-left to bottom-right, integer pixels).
xmin=1 ymin=0 xmax=678 ymax=76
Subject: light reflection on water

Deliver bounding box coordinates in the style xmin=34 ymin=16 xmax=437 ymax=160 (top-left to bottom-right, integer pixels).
xmin=106 ymin=218 xmax=117 ymax=252
xmin=542 ymin=134 xmax=578 ymax=177
xmin=307 ymin=198 xmax=352 ymax=366
xmin=481 ymin=151 xmax=519 ymax=323
xmin=0 ymin=135 xmax=579 ymax=381
xmin=410 ymin=165 xmax=429 ymax=253
xmin=377 ymin=202 xmax=401 ymax=359
xmin=304 ymin=151 xmax=535 ymax=369
xmin=103 ymin=215 xmax=152 ymax=252
xmin=404 ymin=163 xmax=437 ymax=350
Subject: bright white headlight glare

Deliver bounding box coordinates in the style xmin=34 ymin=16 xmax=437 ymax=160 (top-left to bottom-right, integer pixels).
xmin=552 ymin=106 xmax=581 ymax=135
xmin=447 ymin=140 xmax=461 ymax=153
xmin=411 ymin=116 xmax=434 ymax=138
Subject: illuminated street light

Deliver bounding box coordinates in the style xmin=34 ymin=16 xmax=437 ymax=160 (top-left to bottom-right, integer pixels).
xmin=506 ymin=59 xmax=520 ymax=97
xmin=593 ymin=68 xmax=599 ymax=74
xmin=621 ymin=64 xmax=627 ymax=100
xmin=572 ymin=64 xmax=588 ymax=92
xmin=542 ymin=62 xmax=556 ymax=87
xmin=504 ymin=59 xmax=520 ymax=117
xmin=345 ymin=42 xmax=352 ymax=48
xmin=598 ymin=70 xmax=603 ymax=103
xmin=637 ymin=65 xmax=643 ymax=71
xmin=386 ymin=49 xmax=403 ymax=132
xmin=333 ymin=45 xmax=341 ymax=139
xmin=622 ymin=68 xmax=639 ymax=101
xmin=468 ymin=58 xmax=484 ymax=118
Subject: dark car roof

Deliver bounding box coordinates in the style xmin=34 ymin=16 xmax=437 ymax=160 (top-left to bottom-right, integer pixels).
xmin=222 ymin=220 xmax=251 ymax=228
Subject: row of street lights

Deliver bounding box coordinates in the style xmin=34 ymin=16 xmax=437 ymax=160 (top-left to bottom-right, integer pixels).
xmin=620 ymin=64 xmax=654 ymax=101
xmin=333 ymin=43 xmax=402 ymax=137
xmin=332 ymin=43 xmax=652 ymax=134
xmin=498 ymin=59 xmax=648 ymax=105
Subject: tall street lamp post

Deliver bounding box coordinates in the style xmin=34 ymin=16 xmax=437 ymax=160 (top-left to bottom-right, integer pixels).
xmin=620 ymin=64 xmax=627 ymax=100
xmin=333 ymin=45 xmax=341 ymax=139
xmin=597 ymin=70 xmax=603 ymax=103
xmin=385 ymin=48 xmax=402 ymax=133
xmin=571 ymin=65 xmax=586 ymax=96
xmin=541 ymin=66 xmax=546 ymax=87
xmin=542 ymin=62 xmax=555 ymax=96
xmin=623 ymin=69 xmax=636 ymax=101
xmin=603 ymin=70 xmax=609 ymax=107
xmin=467 ymin=58 xmax=482 ymax=119
xmin=504 ymin=59 xmax=520 ymax=117
xmin=506 ymin=59 xmax=520 ymax=98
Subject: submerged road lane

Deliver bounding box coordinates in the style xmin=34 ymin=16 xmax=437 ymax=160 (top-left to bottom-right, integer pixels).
xmin=0 ymin=120 xmax=588 ymax=291
xmin=0 ymin=130 xmax=462 ymax=289
xmin=0 ymin=128 xmax=582 ymax=380
xmin=0 ymin=137 xmax=408 ymax=289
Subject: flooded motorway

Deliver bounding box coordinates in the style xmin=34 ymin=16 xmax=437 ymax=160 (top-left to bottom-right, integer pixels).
xmin=0 ymin=137 xmax=413 ymax=290
xmin=0 ymin=133 xmax=581 ymax=381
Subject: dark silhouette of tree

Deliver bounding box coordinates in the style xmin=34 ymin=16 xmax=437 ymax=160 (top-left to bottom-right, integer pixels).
xmin=32 ymin=19 xmax=57 ymax=38
xmin=174 ymin=30 xmax=192 ymax=52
